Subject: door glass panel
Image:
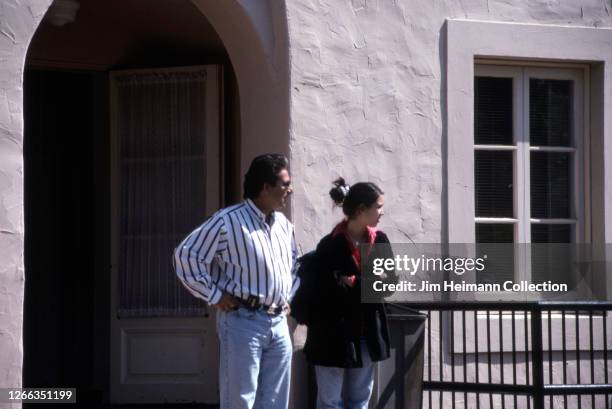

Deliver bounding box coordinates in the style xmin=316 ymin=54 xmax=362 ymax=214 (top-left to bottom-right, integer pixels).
xmin=117 ymin=70 xmax=209 ymax=317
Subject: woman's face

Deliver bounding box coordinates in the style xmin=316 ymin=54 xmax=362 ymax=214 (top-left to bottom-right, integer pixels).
xmin=358 ymin=195 xmax=384 ymax=227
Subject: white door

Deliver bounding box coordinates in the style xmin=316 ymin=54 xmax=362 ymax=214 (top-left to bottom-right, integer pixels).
xmin=109 ymin=65 xmax=222 ymax=403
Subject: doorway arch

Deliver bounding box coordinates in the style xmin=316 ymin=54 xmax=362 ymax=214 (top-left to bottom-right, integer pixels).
xmin=7 ymin=0 xmax=290 ymax=405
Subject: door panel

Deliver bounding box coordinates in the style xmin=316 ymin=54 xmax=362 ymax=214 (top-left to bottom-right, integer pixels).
xmin=110 ymin=65 xmax=221 ymax=403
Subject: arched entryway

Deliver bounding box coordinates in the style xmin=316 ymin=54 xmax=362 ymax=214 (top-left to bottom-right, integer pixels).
xmin=21 ymin=0 xmax=289 ymax=406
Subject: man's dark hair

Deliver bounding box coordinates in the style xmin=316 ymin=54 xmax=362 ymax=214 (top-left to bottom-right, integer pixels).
xmin=243 ymin=154 xmax=289 ymax=199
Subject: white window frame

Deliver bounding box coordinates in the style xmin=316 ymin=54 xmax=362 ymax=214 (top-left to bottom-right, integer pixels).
xmin=446 ymin=20 xmax=612 ymax=303
xmin=445 ymin=20 xmax=612 ymax=351
xmin=474 ymin=63 xmax=588 ymax=289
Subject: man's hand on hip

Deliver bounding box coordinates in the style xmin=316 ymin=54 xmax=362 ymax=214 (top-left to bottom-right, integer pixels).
xmin=211 ymin=293 xmax=239 ymax=312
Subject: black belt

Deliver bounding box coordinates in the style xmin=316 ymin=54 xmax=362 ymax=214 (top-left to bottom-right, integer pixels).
xmin=237 ymin=296 xmax=285 ymax=316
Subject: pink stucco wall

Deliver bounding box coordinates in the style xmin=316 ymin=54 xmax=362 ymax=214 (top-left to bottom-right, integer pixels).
xmin=287 ymin=0 xmax=612 ymax=249
xmin=2 ymin=0 xmax=612 ymax=407
xmin=0 ymin=0 xmax=291 ymax=403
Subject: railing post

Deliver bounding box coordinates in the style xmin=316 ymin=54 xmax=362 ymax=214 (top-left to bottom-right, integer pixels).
xmin=531 ymin=305 xmax=545 ymax=409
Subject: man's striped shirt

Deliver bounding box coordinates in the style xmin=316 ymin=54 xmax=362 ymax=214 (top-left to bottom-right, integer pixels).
xmin=174 ymin=199 xmax=299 ymax=306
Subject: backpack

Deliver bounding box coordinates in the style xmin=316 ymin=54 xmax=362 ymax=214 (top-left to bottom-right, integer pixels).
xmin=290 ymin=250 xmax=320 ymax=326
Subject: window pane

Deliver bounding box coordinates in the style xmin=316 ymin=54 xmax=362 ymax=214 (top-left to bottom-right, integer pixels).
xmin=531 ymin=224 xmax=572 ymax=243
xmin=476 ymin=223 xmax=514 ymax=243
xmin=530 ymin=152 xmax=571 ymax=218
xmin=531 ymin=224 xmax=573 ymax=286
xmin=475 ymin=76 xmax=513 ymax=145
xmin=530 ymin=79 xmax=572 ymax=147
xmin=118 ymin=74 xmax=207 ymax=158
xmin=475 ymin=150 xmax=513 ymax=217
xmin=476 ymin=224 xmax=514 ymax=284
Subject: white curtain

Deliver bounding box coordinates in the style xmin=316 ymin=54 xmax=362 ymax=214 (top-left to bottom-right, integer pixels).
xmin=116 ymin=70 xmax=209 ymax=317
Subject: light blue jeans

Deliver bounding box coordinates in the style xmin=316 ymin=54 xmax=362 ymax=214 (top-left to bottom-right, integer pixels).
xmin=216 ymin=307 xmax=292 ymax=409
xmin=314 ymin=341 xmax=375 ymax=409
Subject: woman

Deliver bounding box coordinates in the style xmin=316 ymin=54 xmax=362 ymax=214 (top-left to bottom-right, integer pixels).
xmin=304 ymin=178 xmax=396 ymax=409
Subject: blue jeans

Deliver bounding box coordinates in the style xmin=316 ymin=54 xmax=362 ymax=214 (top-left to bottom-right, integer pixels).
xmin=216 ymin=308 xmax=292 ymax=409
xmin=314 ymin=341 xmax=375 ymax=409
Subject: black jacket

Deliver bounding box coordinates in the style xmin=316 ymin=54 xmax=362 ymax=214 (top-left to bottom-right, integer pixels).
xmin=303 ymin=230 xmax=396 ymax=368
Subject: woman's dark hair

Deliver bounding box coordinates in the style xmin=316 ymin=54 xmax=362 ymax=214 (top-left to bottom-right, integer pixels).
xmin=243 ymin=154 xmax=289 ymax=199
xmin=329 ymin=177 xmax=383 ymax=218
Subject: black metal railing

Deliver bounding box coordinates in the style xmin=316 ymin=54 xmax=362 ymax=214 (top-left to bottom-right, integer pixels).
xmin=403 ymin=302 xmax=612 ymax=409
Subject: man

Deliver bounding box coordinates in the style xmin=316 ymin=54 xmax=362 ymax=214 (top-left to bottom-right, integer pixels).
xmin=174 ymin=154 xmax=298 ymax=409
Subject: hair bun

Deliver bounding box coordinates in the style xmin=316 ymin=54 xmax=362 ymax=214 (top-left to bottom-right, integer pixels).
xmin=329 ymin=177 xmax=350 ymax=206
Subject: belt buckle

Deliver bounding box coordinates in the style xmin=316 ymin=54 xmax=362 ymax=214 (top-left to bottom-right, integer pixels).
xmin=245 ymin=295 xmax=260 ymax=309
xmin=265 ymin=304 xmax=278 ymax=315
xmin=265 ymin=303 xmax=286 ymax=315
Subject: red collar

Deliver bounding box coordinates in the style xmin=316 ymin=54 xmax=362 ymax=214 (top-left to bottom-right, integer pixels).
xmin=331 ymin=221 xmax=377 ymax=270
xmin=331 ymin=221 xmax=377 ymax=244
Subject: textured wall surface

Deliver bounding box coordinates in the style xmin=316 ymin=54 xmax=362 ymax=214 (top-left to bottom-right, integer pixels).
xmin=0 ymin=0 xmax=289 ymax=398
xmin=287 ymin=0 xmax=612 ymax=250
xmin=0 ymin=0 xmax=52 ymax=397
xmin=2 ymin=0 xmax=612 ymax=406
xmin=286 ymin=3 xmax=612 ymax=407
